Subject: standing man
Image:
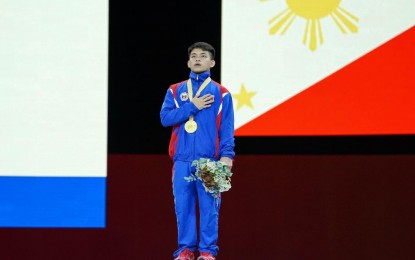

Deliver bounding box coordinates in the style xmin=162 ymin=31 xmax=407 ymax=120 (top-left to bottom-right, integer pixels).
xmin=160 ymin=42 xmax=235 ymax=260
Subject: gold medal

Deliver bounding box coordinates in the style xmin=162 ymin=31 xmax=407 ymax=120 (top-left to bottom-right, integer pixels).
xmin=185 ymin=120 xmax=197 ymax=133
xmin=184 ymin=77 xmax=210 ymax=134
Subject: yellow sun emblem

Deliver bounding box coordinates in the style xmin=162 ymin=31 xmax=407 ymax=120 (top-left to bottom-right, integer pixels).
xmin=267 ymin=0 xmax=359 ymax=51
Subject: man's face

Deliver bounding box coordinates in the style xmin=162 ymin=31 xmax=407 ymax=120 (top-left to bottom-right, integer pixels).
xmin=187 ymin=48 xmax=215 ymax=73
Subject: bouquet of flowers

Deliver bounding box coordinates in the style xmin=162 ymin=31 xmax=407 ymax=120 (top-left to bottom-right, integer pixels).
xmin=184 ymin=158 xmax=233 ymax=198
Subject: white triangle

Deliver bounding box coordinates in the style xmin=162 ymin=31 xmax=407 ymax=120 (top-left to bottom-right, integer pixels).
xmin=221 ymin=0 xmax=415 ymax=129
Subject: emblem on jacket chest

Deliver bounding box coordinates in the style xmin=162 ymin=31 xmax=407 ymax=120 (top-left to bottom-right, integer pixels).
xmin=180 ymin=92 xmax=189 ymax=101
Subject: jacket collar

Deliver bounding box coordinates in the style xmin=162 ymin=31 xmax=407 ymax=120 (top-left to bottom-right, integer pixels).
xmin=189 ymin=70 xmax=211 ymax=83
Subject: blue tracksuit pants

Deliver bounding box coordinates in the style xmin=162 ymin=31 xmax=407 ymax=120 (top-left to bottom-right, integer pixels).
xmin=172 ymin=160 xmax=221 ymax=257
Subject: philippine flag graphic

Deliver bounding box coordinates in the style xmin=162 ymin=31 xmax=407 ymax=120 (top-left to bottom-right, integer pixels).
xmin=0 ymin=1 xmax=108 ymax=227
xmin=222 ymin=0 xmax=415 ymax=136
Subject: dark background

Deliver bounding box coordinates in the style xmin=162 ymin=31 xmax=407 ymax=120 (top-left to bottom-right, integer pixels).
xmin=108 ymin=0 xmax=222 ymax=154
xmin=1 ymin=1 xmax=414 ymax=260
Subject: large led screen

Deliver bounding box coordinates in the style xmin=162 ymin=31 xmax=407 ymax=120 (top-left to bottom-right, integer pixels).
xmin=0 ymin=0 xmax=108 ymax=227
xmin=222 ymin=0 xmax=415 ymax=136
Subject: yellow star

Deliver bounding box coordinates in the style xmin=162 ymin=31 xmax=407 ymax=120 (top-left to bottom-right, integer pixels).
xmin=233 ymin=84 xmax=256 ymax=110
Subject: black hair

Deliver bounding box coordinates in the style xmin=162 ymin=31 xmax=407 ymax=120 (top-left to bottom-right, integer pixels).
xmin=187 ymin=42 xmax=215 ymax=60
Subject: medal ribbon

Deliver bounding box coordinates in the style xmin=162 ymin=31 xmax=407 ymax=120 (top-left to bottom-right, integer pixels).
xmin=187 ymin=77 xmax=211 ymax=122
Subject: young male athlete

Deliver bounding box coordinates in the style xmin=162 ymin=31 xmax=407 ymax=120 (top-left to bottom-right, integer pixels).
xmin=160 ymin=42 xmax=235 ymax=260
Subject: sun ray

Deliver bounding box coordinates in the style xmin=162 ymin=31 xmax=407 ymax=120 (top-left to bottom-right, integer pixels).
xmin=269 ymin=9 xmax=295 ymax=35
xmin=311 ymin=19 xmax=317 ymax=51
xmin=281 ymin=14 xmax=297 ymax=35
xmin=303 ymin=19 xmax=324 ymax=51
xmin=332 ymin=8 xmax=358 ymax=33
xmin=303 ymin=19 xmax=310 ymax=45
xmin=331 ymin=13 xmax=347 ymax=33
xmin=317 ymin=19 xmax=324 ymax=44
xmin=338 ymin=6 xmax=359 ymax=23
xmin=266 ymin=0 xmax=359 ymax=51
xmin=269 ymin=8 xmax=290 ymax=25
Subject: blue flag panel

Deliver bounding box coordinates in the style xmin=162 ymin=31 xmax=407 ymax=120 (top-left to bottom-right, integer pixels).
xmin=0 ymin=176 xmax=106 ymax=228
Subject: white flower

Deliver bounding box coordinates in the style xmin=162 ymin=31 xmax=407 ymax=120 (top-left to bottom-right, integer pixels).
xmin=184 ymin=158 xmax=233 ymax=198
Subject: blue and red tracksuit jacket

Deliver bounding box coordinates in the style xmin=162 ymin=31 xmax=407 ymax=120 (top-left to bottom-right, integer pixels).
xmin=160 ymin=70 xmax=235 ymax=162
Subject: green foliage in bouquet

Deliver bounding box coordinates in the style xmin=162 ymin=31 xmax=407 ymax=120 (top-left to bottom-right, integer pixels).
xmin=184 ymin=158 xmax=233 ymax=198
